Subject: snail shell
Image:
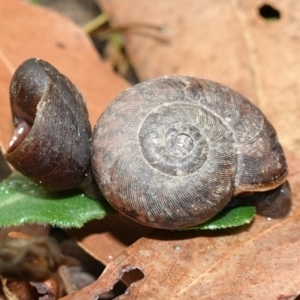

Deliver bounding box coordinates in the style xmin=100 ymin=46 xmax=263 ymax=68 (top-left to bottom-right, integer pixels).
xmin=5 ymin=59 xmax=289 ymax=229
xmin=5 ymin=58 xmax=92 ymax=191
xmin=92 ymin=76 xmax=288 ymax=229
xmin=229 ymin=180 xmax=291 ymax=219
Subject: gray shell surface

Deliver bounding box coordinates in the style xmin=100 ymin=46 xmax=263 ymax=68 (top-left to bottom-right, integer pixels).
xmin=92 ymin=76 xmax=287 ymax=229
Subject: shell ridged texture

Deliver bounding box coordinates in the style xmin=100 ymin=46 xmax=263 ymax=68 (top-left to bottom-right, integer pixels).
xmin=92 ymin=76 xmax=287 ymax=229
xmin=6 ymin=59 xmax=92 ymax=191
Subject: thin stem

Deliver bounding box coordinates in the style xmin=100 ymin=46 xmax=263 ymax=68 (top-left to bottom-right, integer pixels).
xmin=82 ymin=14 xmax=109 ymax=34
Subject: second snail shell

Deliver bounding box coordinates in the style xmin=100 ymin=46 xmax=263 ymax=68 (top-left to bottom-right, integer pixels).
xmin=92 ymin=76 xmax=287 ymax=229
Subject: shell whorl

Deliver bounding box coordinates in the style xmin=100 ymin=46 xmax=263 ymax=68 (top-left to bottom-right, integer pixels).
xmin=5 ymin=58 xmax=92 ymax=192
xmin=92 ymin=76 xmax=287 ymax=229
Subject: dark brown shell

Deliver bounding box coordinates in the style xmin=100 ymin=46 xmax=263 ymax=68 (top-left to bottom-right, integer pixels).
xmin=228 ymin=181 xmax=291 ymax=219
xmin=92 ymin=76 xmax=288 ymax=229
xmin=5 ymin=58 xmax=92 ymax=191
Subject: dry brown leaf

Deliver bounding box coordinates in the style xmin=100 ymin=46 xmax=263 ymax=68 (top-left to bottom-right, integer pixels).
xmin=68 ymin=214 xmax=153 ymax=276
xmin=30 ymin=276 xmax=62 ymax=300
xmin=68 ymin=215 xmax=153 ymax=288
xmin=1 ymin=277 xmax=39 ymax=300
xmin=98 ymin=0 xmax=300 ymax=158
xmin=60 ymin=153 xmax=300 ymax=300
xmin=0 ymin=1 xmax=130 ymax=296
xmin=57 ymin=1 xmax=300 ymax=299
xmin=0 ymin=0 xmax=128 ymax=153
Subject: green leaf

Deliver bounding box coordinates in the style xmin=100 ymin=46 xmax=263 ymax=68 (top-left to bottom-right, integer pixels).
xmin=0 ymin=173 xmax=255 ymax=231
xmin=182 ymin=205 xmax=256 ymax=230
xmin=0 ymin=172 xmax=114 ymax=228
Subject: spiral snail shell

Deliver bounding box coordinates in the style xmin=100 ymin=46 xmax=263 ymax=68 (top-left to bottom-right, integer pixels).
xmin=92 ymin=76 xmax=288 ymax=228
xmin=5 ymin=58 xmax=289 ymax=229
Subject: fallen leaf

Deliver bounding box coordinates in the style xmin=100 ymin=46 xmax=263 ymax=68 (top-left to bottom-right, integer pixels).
xmin=1 ymin=277 xmax=39 ymax=300
xmin=0 ymin=0 xmax=128 ymax=153
xmin=97 ymin=0 xmax=300 ymax=158
xmin=0 ymin=224 xmax=49 ymax=242
xmin=67 ymin=1 xmax=300 ymax=298
xmin=60 ymin=153 xmax=300 ymax=300
xmin=30 ymin=276 xmax=62 ymax=300
xmin=0 ymin=0 xmax=131 ymax=294
xmin=68 ymin=215 xmax=153 ymax=270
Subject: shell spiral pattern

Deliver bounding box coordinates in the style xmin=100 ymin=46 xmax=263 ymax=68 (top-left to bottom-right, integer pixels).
xmin=92 ymin=76 xmax=287 ymax=229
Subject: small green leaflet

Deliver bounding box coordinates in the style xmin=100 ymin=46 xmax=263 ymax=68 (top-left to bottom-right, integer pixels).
xmin=182 ymin=206 xmax=256 ymax=230
xmin=0 ymin=172 xmax=114 ymax=228
xmin=0 ymin=172 xmax=255 ymax=230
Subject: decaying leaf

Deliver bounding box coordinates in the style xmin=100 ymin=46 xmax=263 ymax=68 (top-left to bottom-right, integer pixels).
xmin=0 ymin=1 xmax=130 ymax=298
xmin=1 ymin=277 xmax=39 ymax=300
xmin=97 ymin=0 xmax=300 ymax=159
xmin=67 ymin=1 xmax=300 ymax=299
xmin=0 ymin=236 xmax=63 ymax=282
xmin=61 ymin=153 xmax=300 ymax=300
xmin=0 ymin=0 xmax=128 ymax=153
